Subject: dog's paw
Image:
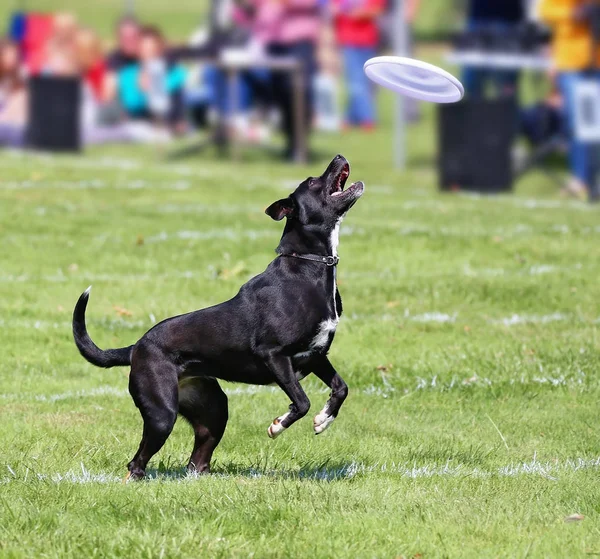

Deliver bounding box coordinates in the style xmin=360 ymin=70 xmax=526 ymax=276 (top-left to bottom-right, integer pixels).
xmin=267 ymin=413 xmax=289 ymax=439
xmin=123 ymin=470 xmax=144 ymax=483
xmin=313 ymin=410 xmax=335 ymax=434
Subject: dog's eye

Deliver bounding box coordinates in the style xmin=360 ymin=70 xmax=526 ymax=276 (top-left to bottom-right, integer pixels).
xmin=308 ymin=178 xmax=318 ymax=188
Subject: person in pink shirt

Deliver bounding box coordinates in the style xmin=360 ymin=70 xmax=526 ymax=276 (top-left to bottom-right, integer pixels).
xmin=240 ymin=0 xmax=321 ymax=160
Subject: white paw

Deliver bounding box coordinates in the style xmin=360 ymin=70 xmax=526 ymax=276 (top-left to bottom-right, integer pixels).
xmin=313 ymin=410 xmax=335 ymax=434
xmin=267 ymin=412 xmax=289 ymax=439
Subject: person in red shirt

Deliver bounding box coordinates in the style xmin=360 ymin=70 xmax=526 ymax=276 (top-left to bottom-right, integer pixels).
xmin=334 ymin=0 xmax=386 ymax=129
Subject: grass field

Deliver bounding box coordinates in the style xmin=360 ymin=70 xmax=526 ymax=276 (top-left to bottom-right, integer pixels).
xmin=1 ymin=65 xmax=600 ymax=559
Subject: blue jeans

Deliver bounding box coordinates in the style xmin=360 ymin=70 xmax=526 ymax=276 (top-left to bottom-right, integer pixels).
xmin=204 ymin=66 xmax=270 ymax=115
xmin=558 ymin=71 xmax=600 ymax=191
xmin=342 ymin=46 xmax=376 ymax=125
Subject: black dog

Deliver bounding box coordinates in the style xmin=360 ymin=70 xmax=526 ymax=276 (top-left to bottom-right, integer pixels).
xmin=73 ymin=155 xmax=364 ymax=480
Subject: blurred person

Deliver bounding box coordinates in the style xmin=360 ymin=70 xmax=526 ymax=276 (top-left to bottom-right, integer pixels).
xmin=228 ymin=0 xmax=320 ymax=159
xmin=75 ymin=27 xmax=108 ymax=102
xmin=0 ymin=38 xmax=27 ymax=147
xmin=44 ymin=36 xmax=79 ymax=77
xmin=463 ymin=0 xmax=524 ymax=98
xmin=539 ymin=0 xmax=600 ymax=199
xmin=255 ymin=0 xmax=321 ymax=161
xmin=313 ymin=21 xmax=342 ymax=131
xmin=107 ymin=16 xmax=141 ymax=72
xmin=38 ymin=12 xmax=79 ymax=77
xmin=519 ymin=76 xmax=563 ymax=147
xmin=117 ymin=26 xmax=187 ymax=133
xmin=52 ymin=12 xmax=78 ymax=45
xmin=201 ymin=0 xmax=273 ymax=141
xmin=333 ymin=0 xmax=386 ymax=130
xmin=0 ymin=38 xmax=22 ymax=103
xmin=104 ymin=16 xmax=141 ymax=104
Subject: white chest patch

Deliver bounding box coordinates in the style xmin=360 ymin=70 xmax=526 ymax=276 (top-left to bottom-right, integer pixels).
xmin=330 ymin=220 xmax=341 ymax=257
xmin=330 ymin=218 xmax=342 ymax=320
xmin=311 ymin=318 xmax=339 ymax=349
xmin=294 ymin=318 xmax=339 ymax=360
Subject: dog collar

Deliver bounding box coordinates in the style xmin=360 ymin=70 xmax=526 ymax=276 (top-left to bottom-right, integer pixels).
xmin=278 ymin=252 xmax=339 ymax=266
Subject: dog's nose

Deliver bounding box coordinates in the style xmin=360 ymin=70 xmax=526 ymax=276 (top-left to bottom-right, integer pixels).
xmin=334 ymin=154 xmax=344 ymax=161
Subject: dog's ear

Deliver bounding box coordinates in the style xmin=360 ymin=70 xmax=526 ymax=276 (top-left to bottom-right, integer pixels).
xmin=265 ymin=197 xmax=295 ymax=221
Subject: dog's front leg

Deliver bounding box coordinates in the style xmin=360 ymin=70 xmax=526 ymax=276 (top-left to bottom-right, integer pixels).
xmin=263 ymin=354 xmax=311 ymax=439
xmin=312 ymin=357 xmax=348 ymax=434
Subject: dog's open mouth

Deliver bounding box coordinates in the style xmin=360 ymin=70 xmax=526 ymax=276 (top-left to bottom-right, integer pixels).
xmin=330 ymin=163 xmax=363 ymax=198
xmin=330 ymin=164 xmax=350 ymax=197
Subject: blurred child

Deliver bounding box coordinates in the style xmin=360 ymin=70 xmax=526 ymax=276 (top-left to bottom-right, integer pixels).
xmin=44 ymin=12 xmax=79 ymax=77
xmin=538 ymin=0 xmax=600 ymax=199
xmin=53 ymin=12 xmax=78 ymax=44
xmin=117 ymin=26 xmax=187 ymax=133
xmin=107 ymin=16 xmax=141 ymax=72
xmin=333 ymin=0 xmax=386 ymax=130
xmin=0 ymin=39 xmax=27 ymax=146
xmin=0 ymin=38 xmax=22 ymax=103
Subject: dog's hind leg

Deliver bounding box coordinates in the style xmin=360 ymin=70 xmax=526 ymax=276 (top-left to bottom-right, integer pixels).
xmin=126 ymin=347 xmax=179 ymax=480
xmin=311 ymin=357 xmax=348 ymax=434
xmin=178 ymin=377 xmax=228 ymax=474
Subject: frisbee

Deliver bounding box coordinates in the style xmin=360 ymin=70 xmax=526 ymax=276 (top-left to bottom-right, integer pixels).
xmin=364 ymin=56 xmax=464 ymax=103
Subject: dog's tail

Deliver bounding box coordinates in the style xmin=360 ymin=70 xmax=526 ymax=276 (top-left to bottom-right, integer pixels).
xmin=72 ymin=286 xmax=133 ymax=368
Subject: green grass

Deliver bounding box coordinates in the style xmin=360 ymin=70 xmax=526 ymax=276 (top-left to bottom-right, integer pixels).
xmin=1 ymin=68 xmax=600 ymax=558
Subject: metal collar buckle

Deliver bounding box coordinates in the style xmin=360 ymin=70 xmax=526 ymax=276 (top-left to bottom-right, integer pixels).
xmin=278 ymin=252 xmax=340 ymax=267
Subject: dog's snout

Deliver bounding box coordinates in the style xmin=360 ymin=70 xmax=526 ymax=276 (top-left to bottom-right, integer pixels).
xmin=327 ymin=154 xmax=348 ymax=172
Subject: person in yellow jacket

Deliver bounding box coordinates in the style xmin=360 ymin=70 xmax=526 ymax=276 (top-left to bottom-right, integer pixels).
xmin=538 ymin=0 xmax=600 ymax=199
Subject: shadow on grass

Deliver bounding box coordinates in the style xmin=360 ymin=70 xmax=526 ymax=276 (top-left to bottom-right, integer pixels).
xmin=403 ymin=443 xmax=497 ymax=467
xmin=145 ymin=460 xmax=359 ymax=482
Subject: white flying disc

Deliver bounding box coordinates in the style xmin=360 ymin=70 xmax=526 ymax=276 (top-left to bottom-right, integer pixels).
xmin=364 ymin=56 xmax=464 ymax=103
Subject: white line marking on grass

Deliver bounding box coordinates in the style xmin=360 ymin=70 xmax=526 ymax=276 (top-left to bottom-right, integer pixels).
xmin=2 ymin=456 xmax=599 ymax=485
xmin=0 ymin=318 xmax=148 ymax=331
xmin=511 ymin=198 xmax=593 ymax=211
xmin=0 ymin=270 xmax=199 ymax=284
xmin=34 ymin=386 xmax=129 ymax=403
xmin=410 ymin=312 xmax=457 ymax=323
xmin=145 ymin=229 xmax=272 ymax=243
xmin=493 ymin=313 xmax=568 ymax=326
xmin=2 ymin=367 xmax=593 ymax=407
xmin=347 ymin=312 xmax=458 ymax=324
xmin=0 ymin=179 xmax=194 ymax=191
xmin=347 ymin=310 xmax=582 ymax=327
xmin=0 ymin=259 xmax=587 ymax=285
xmin=157 ymin=203 xmax=258 ymax=214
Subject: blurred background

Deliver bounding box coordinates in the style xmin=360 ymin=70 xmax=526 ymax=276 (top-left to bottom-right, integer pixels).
xmin=0 ymin=0 xmax=599 ymax=199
